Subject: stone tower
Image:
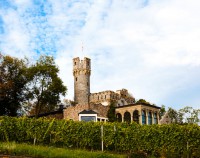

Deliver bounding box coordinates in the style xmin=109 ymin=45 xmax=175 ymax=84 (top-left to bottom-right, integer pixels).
xmin=73 ymin=57 xmax=91 ymax=105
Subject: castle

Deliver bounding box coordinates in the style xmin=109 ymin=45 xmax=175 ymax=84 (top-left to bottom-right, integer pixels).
xmin=63 ymin=57 xmax=161 ymax=124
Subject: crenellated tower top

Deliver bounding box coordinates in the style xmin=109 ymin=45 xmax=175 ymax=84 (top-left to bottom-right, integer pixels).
xmin=73 ymin=57 xmax=91 ymax=76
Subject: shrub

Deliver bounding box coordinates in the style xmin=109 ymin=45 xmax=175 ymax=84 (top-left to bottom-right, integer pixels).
xmin=0 ymin=116 xmax=199 ymax=157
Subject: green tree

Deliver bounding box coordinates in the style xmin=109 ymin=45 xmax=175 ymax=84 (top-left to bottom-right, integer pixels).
xmin=136 ymin=99 xmax=150 ymax=104
xmin=159 ymin=105 xmax=166 ymax=118
xmin=0 ymin=53 xmax=29 ymax=116
xmin=26 ymin=55 xmax=67 ymax=116
xmin=168 ymin=107 xmax=183 ymax=124
xmin=107 ymin=101 xmax=116 ymax=122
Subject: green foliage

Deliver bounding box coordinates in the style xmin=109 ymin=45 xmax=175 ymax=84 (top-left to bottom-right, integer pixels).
xmin=107 ymin=102 xmax=116 ymax=122
xmin=167 ymin=107 xmax=183 ymax=124
xmin=159 ymin=105 xmax=166 ymax=118
xmin=26 ymin=55 xmax=67 ymax=116
xmin=136 ymin=99 xmax=150 ymax=105
xmin=0 ymin=116 xmax=200 ymax=157
xmin=0 ymin=53 xmax=29 ymax=116
xmin=0 ymin=54 xmax=67 ymax=116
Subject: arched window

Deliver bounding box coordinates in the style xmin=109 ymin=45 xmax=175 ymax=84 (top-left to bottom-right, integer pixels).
xmin=148 ymin=112 xmax=152 ymax=125
xmin=133 ymin=110 xmax=139 ymax=124
xmin=154 ymin=112 xmax=158 ymax=124
xmin=116 ymin=113 xmax=122 ymax=122
xmin=142 ymin=110 xmax=146 ymax=125
xmin=124 ymin=112 xmax=131 ymax=123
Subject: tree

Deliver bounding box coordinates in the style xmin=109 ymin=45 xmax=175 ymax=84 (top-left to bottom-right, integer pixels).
xmin=26 ymin=55 xmax=67 ymax=116
xmin=107 ymin=101 xmax=116 ymax=122
xmin=136 ymin=99 xmax=150 ymax=104
xmin=168 ymin=107 xmax=183 ymax=124
xmin=167 ymin=106 xmax=200 ymax=124
xmin=179 ymin=106 xmax=200 ymax=124
xmin=159 ymin=105 xmax=166 ymax=118
xmin=0 ymin=53 xmax=29 ymax=116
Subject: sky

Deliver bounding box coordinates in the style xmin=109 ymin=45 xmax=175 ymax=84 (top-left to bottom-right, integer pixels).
xmin=0 ymin=0 xmax=200 ymax=110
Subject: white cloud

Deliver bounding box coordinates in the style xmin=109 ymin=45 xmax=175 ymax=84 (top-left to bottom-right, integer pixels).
xmin=0 ymin=0 xmax=200 ymax=109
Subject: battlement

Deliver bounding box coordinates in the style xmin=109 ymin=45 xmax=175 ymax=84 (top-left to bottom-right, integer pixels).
xmin=73 ymin=57 xmax=91 ymax=70
xmin=116 ymin=88 xmax=129 ymax=98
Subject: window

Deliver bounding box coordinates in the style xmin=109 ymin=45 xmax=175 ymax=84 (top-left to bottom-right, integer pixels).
xmin=76 ymin=77 xmax=78 ymax=81
xmin=81 ymin=116 xmax=96 ymax=122
xmin=154 ymin=112 xmax=158 ymax=124
xmin=148 ymin=112 xmax=152 ymax=125
xmin=74 ymin=62 xmax=76 ymax=65
xmin=142 ymin=110 xmax=146 ymax=125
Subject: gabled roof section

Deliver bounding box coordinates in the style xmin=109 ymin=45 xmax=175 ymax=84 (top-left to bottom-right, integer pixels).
xmin=79 ymin=109 xmax=98 ymax=114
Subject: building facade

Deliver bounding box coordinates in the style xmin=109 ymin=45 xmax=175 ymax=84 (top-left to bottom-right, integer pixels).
xmin=64 ymin=57 xmax=160 ymax=124
xmin=115 ymin=103 xmax=160 ymax=124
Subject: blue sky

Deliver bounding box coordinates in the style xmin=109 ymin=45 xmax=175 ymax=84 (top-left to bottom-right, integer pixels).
xmin=0 ymin=0 xmax=200 ymax=110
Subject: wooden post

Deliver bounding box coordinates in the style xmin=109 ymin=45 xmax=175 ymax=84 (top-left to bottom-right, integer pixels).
xmin=101 ymin=125 xmax=104 ymax=152
xmin=114 ymin=125 xmax=116 ymax=151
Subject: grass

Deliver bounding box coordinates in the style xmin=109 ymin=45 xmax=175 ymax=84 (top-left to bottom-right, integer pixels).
xmin=0 ymin=142 xmax=126 ymax=158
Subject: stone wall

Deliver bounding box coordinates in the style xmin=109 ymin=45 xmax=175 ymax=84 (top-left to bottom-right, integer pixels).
xmin=160 ymin=112 xmax=172 ymax=124
xmin=89 ymin=103 xmax=109 ymax=118
xmin=90 ymin=89 xmax=135 ymax=105
xmin=63 ymin=104 xmax=89 ymax=121
xmin=63 ymin=103 xmax=109 ymax=121
xmin=90 ymin=90 xmax=119 ymax=105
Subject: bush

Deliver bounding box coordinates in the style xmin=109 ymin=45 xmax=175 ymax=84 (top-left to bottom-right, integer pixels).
xmin=0 ymin=116 xmax=199 ymax=157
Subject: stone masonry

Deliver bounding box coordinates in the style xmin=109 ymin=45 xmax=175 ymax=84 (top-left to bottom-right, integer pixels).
xmin=64 ymin=103 xmax=109 ymax=120
xmin=73 ymin=57 xmax=91 ymax=106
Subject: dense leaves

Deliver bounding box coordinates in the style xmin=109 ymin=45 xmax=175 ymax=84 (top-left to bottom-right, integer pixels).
xmin=107 ymin=101 xmax=116 ymax=122
xmin=0 ymin=54 xmax=67 ymax=116
xmin=0 ymin=54 xmax=29 ymax=116
xmin=0 ymin=117 xmax=199 ymax=157
xmin=26 ymin=55 xmax=67 ymax=116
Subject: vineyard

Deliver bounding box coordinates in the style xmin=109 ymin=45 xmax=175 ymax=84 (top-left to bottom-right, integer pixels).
xmin=0 ymin=116 xmax=200 ymax=157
